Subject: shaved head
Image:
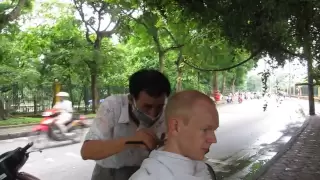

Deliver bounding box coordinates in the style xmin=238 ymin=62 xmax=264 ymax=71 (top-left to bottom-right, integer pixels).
xmin=165 ymin=90 xmax=217 ymax=125
xmin=163 ymin=90 xmax=219 ymax=160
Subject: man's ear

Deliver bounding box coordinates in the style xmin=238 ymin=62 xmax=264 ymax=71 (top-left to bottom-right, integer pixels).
xmin=168 ymin=118 xmax=182 ymax=135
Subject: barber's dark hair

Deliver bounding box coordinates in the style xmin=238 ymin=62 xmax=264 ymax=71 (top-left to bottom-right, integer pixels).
xmin=129 ymin=69 xmax=171 ymax=99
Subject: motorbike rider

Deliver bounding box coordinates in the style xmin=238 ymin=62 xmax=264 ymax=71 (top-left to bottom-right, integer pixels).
xmin=238 ymin=92 xmax=243 ymax=103
xmin=227 ymin=93 xmax=233 ymax=103
xmin=80 ymin=69 xmax=171 ymax=180
xmin=53 ymin=92 xmax=74 ymax=136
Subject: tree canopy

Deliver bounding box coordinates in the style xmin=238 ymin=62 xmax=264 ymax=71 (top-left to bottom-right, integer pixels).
xmin=149 ymin=0 xmax=319 ymax=115
xmin=0 ymin=0 xmax=275 ymax=119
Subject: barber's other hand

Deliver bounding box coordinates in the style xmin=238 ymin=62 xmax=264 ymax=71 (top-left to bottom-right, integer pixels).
xmin=132 ymin=129 xmax=159 ymax=150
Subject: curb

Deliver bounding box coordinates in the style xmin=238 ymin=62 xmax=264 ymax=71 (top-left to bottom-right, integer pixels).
xmin=250 ymin=113 xmax=311 ymax=179
xmin=0 ymin=123 xmax=38 ymax=129
xmin=0 ymin=126 xmax=90 ymax=141
xmin=0 ymin=122 xmax=91 ymax=141
xmin=0 ymin=131 xmax=33 ymax=141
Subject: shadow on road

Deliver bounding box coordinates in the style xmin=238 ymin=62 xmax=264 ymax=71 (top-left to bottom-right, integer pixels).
xmin=210 ymin=107 xmax=306 ymax=180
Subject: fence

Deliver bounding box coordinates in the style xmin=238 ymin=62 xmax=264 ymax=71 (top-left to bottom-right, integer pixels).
xmin=1 ymin=84 xmax=128 ymax=115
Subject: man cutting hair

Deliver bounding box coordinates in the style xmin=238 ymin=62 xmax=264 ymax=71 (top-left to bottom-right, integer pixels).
xmin=81 ymin=69 xmax=171 ymax=180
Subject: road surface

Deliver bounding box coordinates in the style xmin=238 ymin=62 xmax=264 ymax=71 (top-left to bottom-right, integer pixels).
xmin=0 ymin=98 xmax=306 ymax=179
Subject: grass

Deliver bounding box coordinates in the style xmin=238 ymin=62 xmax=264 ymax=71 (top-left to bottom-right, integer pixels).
xmin=0 ymin=117 xmax=41 ymax=126
xmin=0 ymin=113 xmax=96 ymax=127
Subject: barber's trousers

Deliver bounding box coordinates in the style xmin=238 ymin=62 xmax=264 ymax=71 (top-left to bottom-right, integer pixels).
xmin=91 ymin=164 xmax=139 ymax=180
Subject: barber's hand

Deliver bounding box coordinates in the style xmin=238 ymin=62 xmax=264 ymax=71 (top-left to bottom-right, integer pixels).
xmin=132 ymin=129 xmax=159 ymax=150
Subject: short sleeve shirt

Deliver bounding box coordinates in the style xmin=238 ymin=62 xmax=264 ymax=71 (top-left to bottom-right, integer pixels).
xmin=84 ymin=94 xmax=167 ymax=169
xmin=53 ymin=100 xmax=73 ymax=113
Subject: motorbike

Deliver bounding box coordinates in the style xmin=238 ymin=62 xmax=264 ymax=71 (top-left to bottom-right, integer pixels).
xmin=226 ymin=96 xmax=232 ymax=103
xmin=238 ymin=96 xmax=243 ymax=103
xmin=0 ymin=142 xmax=40 ymax=180
xmin=263 ymin=103 xmax=268 ymax=111
xmin=31 ymin=108 xmax=87 ymax=147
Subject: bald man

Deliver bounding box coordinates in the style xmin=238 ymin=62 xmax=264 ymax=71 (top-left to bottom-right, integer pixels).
xmin=129 ymin=90 xmax=219 ymax=180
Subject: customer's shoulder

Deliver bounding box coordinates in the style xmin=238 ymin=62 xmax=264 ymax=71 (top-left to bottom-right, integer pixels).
xmin=129 ymin=158 xmax=173 ymax=180
xmin=129 ymin=168 xmax=154 ymax=180
xmin=129 ymin=161 xmax=172 ymax=180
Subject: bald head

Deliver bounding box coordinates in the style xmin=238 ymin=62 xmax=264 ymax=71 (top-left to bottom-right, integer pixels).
xmin=165 ymin=90 xmax=218 ymax=125
xmin=163 ymin=90 xmax=219 ymax=160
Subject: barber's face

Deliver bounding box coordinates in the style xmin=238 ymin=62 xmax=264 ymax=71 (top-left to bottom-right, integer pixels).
xmin=133 ymin=91 xmax=166 ymax=118
xmin=177 ymin=101 xmax=219 ymax=160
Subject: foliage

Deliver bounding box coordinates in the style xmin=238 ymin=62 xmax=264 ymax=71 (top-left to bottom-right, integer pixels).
xmin=167 ymin=0 xmax=320 ymax=114
xmin=0 ymin=0 xmax=257 ymax=120
xmin=0 ymin=0 xmax=34 ymax=32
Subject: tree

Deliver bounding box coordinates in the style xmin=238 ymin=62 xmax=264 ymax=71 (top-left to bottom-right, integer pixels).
xmin=170 ymin=0 xmax=320 ymax=115
xmin=123 ymin=7 xmax=183 ymax=73
xmin=246 ymin=74 xmax=262 ymax=92
xmin=72 ymin=0 xmax=130 ymax=112
xmin=0 ymin=0 xmax=33 ymax=31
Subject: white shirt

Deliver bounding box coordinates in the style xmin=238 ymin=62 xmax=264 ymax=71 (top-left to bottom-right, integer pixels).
xmin=53 ymin=100 xmax=73 ymax=113
xmin=129 ymin=150 xmax=213 ymax=180
xmin=84 ymin=94 xmax=166 ymax=169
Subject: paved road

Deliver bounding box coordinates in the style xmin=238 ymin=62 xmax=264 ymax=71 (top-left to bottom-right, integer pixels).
xmin=0 ymin=98 xmax=306 ymax=180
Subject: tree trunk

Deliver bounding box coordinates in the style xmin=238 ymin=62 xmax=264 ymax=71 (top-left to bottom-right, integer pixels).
xmin=0 ymin=99 xmax=6 ymax=120
xmin=89 ymin=37 xmax=102 ymax=113
xmin=83 ymin=86 xmax=89 ymax=113
xmin=33 ymin=94 xmax=37 ymax=115
xmin=301 ymin=3 xmax=315 ymax=115
xmin=175 ymin=52 xmax=183 ymax=92
xmin=67 ymin=75 xmax=74 ymax=105
xmin=176 ymin=66 xmax=183 ymax=91
xmin=221 ymin=72 xmax=226 ymax=94
xmin=90 ymin=72 xmax=99 ymax=113
xmin=0 ymin=0 xmax=28 ymax=31
xmin=78 ymin=88 xmax=83 ymax=112
xmin=159 ymin=51 xmax=165 ymax=73
xmin=304 ymin=38 xmax=315 ymax=115
xmin=12 ymin=83 xmax=19 ymax=111
xmin=232 ymin=77 xmax=236 ymax=94
xmin=212 ymin=71 xmax=218 ymax=91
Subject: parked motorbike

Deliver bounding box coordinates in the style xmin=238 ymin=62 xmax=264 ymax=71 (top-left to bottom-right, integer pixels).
xmin=0 ymin=142 xmax=40 ymax=180
xmin=31 ymin=108 xmax=87 ymax=148
xmin=238 ymin=97 xmax=243 ymax=103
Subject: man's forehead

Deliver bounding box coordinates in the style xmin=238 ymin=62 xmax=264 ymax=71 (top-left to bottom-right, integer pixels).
xmin=190 ymin=102 xmax=219 ymax=121
xmin=137 ymin=91 xmax=166 ymax=104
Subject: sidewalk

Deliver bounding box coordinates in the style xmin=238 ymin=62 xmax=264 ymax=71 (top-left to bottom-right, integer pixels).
xmin=257 ymin=116 xmax=320 ymax=180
